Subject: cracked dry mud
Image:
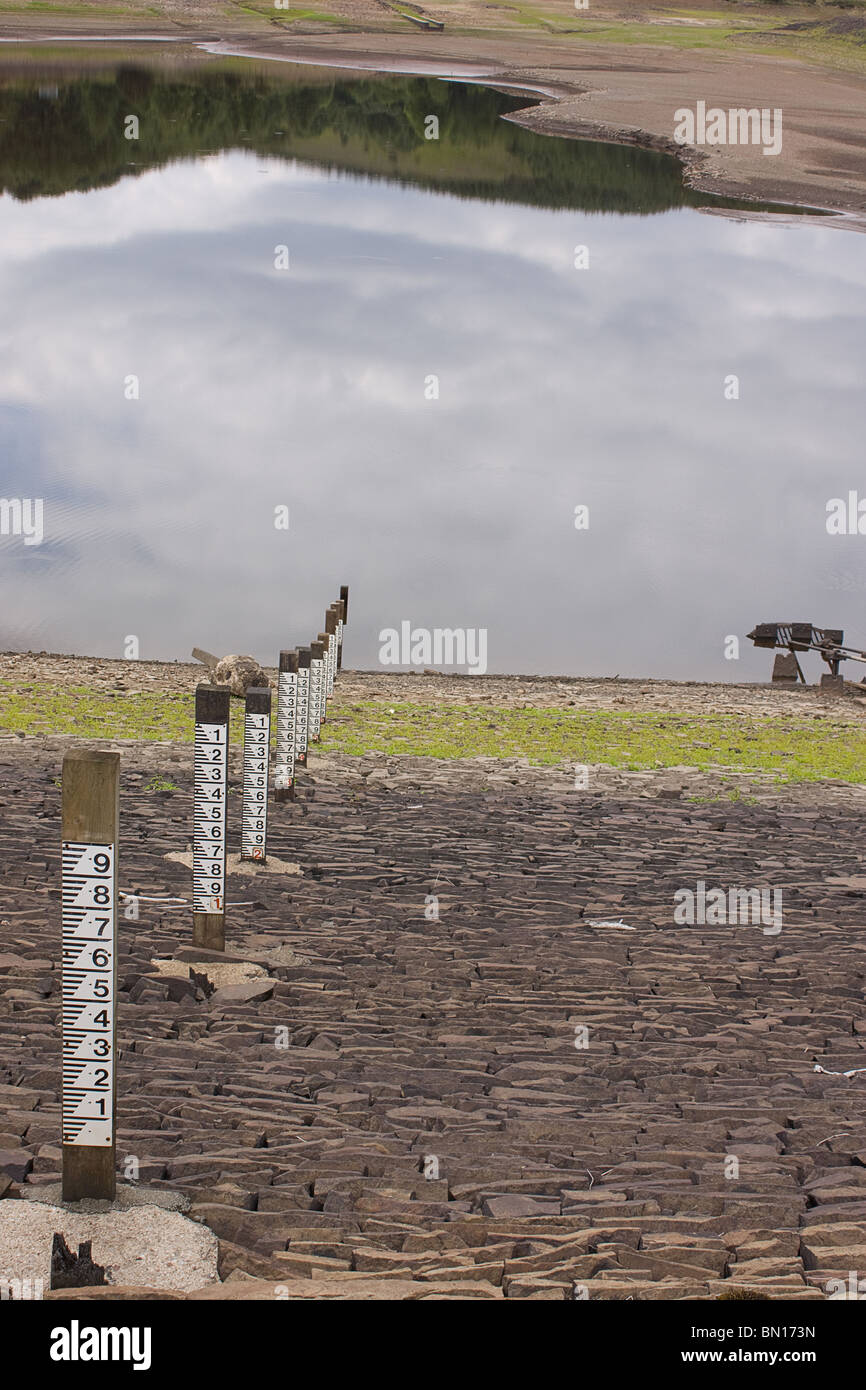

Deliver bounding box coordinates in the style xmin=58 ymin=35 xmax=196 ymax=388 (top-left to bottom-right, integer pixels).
xmin=1 ymin=715 xmax=866 ymax=1299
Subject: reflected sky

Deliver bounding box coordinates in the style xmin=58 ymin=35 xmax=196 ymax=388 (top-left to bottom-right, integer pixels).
xmin=2 ymin=107 xmax=866 ymax=680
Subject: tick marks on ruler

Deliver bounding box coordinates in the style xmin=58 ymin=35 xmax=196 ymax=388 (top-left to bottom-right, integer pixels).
xmin=193 ymin=685 xmax=230 ymax=953
xmin=242 ymin=687 xmax=270 ymax=862
xmin=61 ymin=841 xmax=115 ymax=1147
xmin=193 ymin=719 xmax=227 ymax=913
xmin=274 ymin=650 xmax=298 ymax=802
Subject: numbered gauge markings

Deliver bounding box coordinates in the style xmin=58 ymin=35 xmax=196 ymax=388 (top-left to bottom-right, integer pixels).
xmin=61 ymin=841 xmax=115 ymax=1146
xmin=242 ymin=703 xmax=270 ymax=861
xmin=296 ymin=662 xmax=310 ymax=767
xmin=275 ymin=667 xmax=297 ymax=792
xmin=326 ymin=631 xmax=336 ymax=699
xmin=309 ymin=654 xmax=324 ymax=743
xmin=193 ymin=719 xmax=227 ymax=913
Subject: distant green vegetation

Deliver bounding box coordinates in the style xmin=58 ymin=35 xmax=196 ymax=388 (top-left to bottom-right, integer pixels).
xmin=0 ymin=64 xmax=795 ymax=214
xmin=1 ymin=681 xmax=864 ymax=783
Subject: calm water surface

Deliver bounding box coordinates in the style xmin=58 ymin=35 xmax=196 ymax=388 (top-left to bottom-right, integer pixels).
xmin=1 ymin=57 xmax=864 ymax=680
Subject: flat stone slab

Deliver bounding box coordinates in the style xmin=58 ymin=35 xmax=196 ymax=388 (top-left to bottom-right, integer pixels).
xmin=208 ymin=979 xmax=275 ymax=1007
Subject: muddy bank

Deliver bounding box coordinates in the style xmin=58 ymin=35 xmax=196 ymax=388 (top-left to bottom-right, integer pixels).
xmin=0 ymin=17 xmax=864 ymax=222
xmin=198 ymin=31 xmax=866 ymax=222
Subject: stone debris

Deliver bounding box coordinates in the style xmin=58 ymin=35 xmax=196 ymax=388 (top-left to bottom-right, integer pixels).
xmin=211 ymin=655 xmax=270 ymax=700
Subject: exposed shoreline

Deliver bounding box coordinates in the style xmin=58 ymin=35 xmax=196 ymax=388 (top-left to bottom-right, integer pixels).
xmin=0 ymin=18 xmax=865 ymax=226
xmin=4 ymin=648 xmax=866 ymax=719
xmin=3 ymin=651 xmax=865 ymax=808
xmin=2 ymin=681 xmax=866 ymax=1300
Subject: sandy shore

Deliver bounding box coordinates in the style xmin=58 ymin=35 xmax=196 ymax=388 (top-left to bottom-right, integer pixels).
xmin=0 ymin=5 xmax=865 ymax=222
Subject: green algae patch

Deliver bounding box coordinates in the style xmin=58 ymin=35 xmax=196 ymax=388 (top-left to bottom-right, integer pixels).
xmin=319 ymin=701 xmax=866 ymax=783
xmin=0 ymin=682 xmax=195 ymax=742
xmin=2 ymin=680 xmax=864 ymax=784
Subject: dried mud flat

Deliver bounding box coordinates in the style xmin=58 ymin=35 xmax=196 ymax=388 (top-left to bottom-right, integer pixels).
xmin=2 ymin=678 xmax=866 ymax=1300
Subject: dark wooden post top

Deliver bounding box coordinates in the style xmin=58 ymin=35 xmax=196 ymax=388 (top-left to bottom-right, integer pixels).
xmin=195 ymin=683 xmax=230 ymax=722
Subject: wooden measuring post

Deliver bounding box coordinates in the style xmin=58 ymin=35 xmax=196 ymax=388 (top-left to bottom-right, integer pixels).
xmin=61 ymin=749 xmax=120 ymax=1202
xmin=337 ymin=586 xmax=349 ymax=670
xmin=309 ymin=639 xmax=325 ymax=744
xmin=193 ymin=684 xmax=229 ymax=951
xmin=325 ymin=608 xmax=338 ymax=701
xmin=296 ymin=647 xmax=311 ymax=769
xmin=274 ymin=649 xmax=297 ymax=803
xmin=242 ymin=686 xmax=270 ymax=861
xmin=339 ymin=597 xmax=347 ymax=673
xmin=317 ymin=632 xmax=331 ymax=728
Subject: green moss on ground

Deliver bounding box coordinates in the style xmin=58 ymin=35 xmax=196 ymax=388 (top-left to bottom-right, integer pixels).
xmin=1 ymin=681 xmax=864 ymax=784
xmin=323 ymin=700 xmax=866 ymax=782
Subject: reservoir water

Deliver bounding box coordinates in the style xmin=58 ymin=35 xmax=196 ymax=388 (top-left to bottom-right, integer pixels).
xmin=1 ymin=52 xmax=864 ymax=680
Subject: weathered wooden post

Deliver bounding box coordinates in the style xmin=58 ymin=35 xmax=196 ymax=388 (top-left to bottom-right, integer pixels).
xmin=61 ymin=749 xmax=119 ymax=1202
xmin=325 ymin=608 xmax=338 ymax=701
xmin=296 ymin=647 xmax=311 ymax=769
xmin=274 ymin=649 xmax=297 ymax=803
xmin=241 ymin=686 xmax=270 ymax=861
xmin=309 ymin=639 xmax=325 ymax=744
xmin=193 ymin=684 xmax=229 ymax=951
xmin=340 ymin=589 xmax=350 ymax=669
xmin=317 ymin=632 xmax=331 ymax=727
